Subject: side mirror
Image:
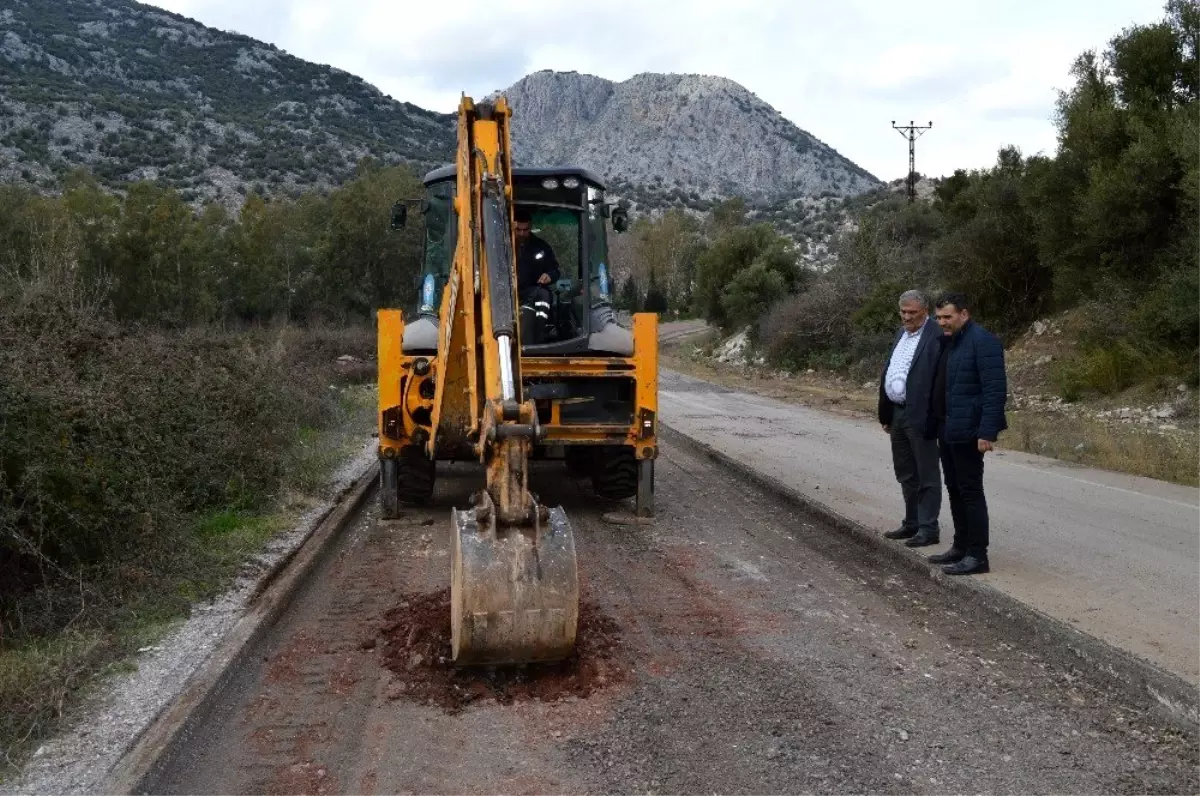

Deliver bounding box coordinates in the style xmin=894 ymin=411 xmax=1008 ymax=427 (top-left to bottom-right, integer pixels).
xmin=611 ymin=206 xmax=629 ymax=233
xmin=390 ymin=202 xmax=408 ymax=230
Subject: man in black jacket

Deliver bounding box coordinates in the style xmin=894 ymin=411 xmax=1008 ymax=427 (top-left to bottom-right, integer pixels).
xmin=514 ymin=206 xmax=560 ymax=343
xmin=926 ymin=291 xmax=1008 ymax=575
xmin=878 ymin=289 xmax=943 ymax=547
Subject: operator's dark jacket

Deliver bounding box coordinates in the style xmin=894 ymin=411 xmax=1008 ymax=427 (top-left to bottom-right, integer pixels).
xmin=935 ymin=318 xmax=1008 ymax=444
xmin=516 ymin=234 xmax=560 ymax=292
xmin=877 ymin=316 xmax=942 ymax=433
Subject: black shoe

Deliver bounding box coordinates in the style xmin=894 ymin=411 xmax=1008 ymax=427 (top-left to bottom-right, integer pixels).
xmin=927 ymin=547 xmax=965 ymax=564
xmin=884 ymin=526 xmax=917 ymax=540
xmin=942 ymin=556 xmax=989 ymax=575
xmin=904 ymin=531 xmax=939 ymax=547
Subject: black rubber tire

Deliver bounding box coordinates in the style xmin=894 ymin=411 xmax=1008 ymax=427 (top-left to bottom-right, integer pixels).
xmin=396 ymin=446 xmax=436 ymax=506
xmin=591 ymin=445 xmax=638 ymax=501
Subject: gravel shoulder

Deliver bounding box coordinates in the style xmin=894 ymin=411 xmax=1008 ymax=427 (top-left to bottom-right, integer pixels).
xmin=139 ymin=442 xmax=1198 ymax=795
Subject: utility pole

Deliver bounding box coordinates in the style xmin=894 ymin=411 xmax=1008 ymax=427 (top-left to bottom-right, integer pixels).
xmin=892 ymin=120 xmax=932 ymax=202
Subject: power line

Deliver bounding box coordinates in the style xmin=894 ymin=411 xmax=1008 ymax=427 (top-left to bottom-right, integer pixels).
xmin=892 ymin=120 xmax=932 ymax=203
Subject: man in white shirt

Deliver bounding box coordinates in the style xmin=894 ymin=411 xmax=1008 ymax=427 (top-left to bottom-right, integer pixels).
xmin=877 ymin=289 xmax=943 ymax=547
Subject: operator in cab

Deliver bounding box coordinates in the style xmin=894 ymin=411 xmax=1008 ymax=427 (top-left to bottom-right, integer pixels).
xmin=514 ymin=206 xmax=560 ymax=343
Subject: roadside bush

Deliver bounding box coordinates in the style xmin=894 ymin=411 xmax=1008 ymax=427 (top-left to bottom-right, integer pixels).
xmin=694 ymin=223 xmax=799 ymax=329
xmin=0 ymin=274 xmax=380 ymax=769
xmin=0 ymin=290 xmax=344 ymax=642
xmin=0 ymin=150 xmax=404 ymax=774
xmin=1133 ymin=264 xmax=1199 ymax=354
xmin=1054 ymin=338 xmax=1190 ymax=399
xmin=759 ymin=276 xmax=893 ymax=379
xmin=1051 ymin=295 xmax=1200 ymax=399
xmin=758 ymin=280 xmax=852 ymax=369
xmin=720 ymin=261 xmax=787 ymax=330
xmin=267 ymin=321 xmax=376 ymax=385
xmin=850 ymin=279 xmax=914 ymax=336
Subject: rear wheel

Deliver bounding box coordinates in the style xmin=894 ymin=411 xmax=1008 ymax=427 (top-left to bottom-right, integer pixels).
xmin=591 ymin=445 xmax=638 ymax=501
xmin=397 ymin=446 xmax=436 ymax=506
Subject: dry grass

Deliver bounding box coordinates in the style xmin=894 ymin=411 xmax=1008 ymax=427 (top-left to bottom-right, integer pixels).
xmin=1002 ymin=411 xmax=1198 ymax=487
xmin=0 ymin=629 xmax=109 ymax=772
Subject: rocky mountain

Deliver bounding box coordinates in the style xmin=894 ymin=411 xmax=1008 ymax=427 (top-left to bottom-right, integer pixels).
xmin=495 ymin=70 xmax=882 ymax=208
xmin=0 ymin=0 xmax=455 ymax=206
xmin=1 ymin=0 xmax=881 ymax=211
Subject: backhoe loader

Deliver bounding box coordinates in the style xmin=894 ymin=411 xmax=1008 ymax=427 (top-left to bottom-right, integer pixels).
xmin=376 ymin=95 xmax=658 ymax=666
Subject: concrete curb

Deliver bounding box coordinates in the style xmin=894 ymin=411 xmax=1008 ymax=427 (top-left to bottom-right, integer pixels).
xmin=102 ymin=460 xmax=379 ymax=795
xmin=660 ymin=423 xmax=1199 ymax=732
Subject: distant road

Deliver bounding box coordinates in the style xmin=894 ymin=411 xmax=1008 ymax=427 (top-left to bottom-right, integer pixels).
xmin=656 ymin=318 xmax=707 ymax=344
xmin=655 ymin=323 xmax=1200 ymax=684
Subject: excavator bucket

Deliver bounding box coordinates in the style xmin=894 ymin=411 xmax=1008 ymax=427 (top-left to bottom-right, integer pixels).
xmin=450 ymin=501 xmax=579 ymax=665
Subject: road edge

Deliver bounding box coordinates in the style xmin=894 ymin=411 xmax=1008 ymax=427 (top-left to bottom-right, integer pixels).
xmin=101 ymin=460 xmax=379 ymax=795
xmin=660 ymin=423 xmax=1199 ymax=731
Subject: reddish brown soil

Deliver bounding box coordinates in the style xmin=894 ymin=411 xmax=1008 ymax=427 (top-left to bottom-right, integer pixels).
xmin=377 ymin=588 xmax=631 ymax=714
xmin=265 ymin=761 xmax=339 ymax=796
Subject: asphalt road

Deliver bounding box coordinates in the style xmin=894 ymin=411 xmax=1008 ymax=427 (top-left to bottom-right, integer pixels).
xmin=140 ymin=445 xmax=1197 ymax=795
xmin=112 ymin=317 xmax=1197 ymax=795
xmin=658 ymin=366 xmax=1200 ymax=686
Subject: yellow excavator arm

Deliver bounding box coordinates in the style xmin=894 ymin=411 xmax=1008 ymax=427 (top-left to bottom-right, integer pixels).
xmin=425 ymin=96 xmax=579 ymax=665
xmin=378 ymin=92 xmax=658 ymax=667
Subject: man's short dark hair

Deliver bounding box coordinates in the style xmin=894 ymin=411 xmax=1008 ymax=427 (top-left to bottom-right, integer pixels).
xmin=935 ymin=291 xmax=970 ymax=313
xmin=513 ymin=206 xmax=532 ymax=223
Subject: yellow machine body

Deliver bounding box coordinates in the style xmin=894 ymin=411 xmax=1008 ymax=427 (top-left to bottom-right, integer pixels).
xmin=376 ymin=95 xmax=657 ymax=666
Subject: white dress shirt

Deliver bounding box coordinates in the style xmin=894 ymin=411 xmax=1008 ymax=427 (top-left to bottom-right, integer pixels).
xmin=885 ymin=324 xmax=925 ymax=404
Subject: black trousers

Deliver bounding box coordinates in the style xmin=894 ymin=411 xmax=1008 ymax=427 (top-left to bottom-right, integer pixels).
xmin=519 ymin=285 xmax=552 ymax=343
xmin=889 ymin=403 xmax=941 ymax=536
xmin=938 ymin=435 xmax=989 ymax=558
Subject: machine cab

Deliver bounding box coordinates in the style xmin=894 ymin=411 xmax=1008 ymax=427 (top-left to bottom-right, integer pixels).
xmin=396 ymin=165 xmax=631 ymax=357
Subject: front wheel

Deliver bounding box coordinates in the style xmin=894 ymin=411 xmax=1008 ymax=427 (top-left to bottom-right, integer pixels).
xmin=396 ymin=446 xmax=436 ymax=506
xmin=591 ymin=446 xmax=638 ymax=501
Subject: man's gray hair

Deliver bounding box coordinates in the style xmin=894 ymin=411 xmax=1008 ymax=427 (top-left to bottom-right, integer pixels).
xmin=898 ymin=289 xmax=929 ymax=309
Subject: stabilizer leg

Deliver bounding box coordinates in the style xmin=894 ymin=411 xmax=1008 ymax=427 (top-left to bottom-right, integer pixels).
xmin=380 ymin=457 xmax=399 ymax=519
xmin=636 ymin=458 xmax=654 ymax=518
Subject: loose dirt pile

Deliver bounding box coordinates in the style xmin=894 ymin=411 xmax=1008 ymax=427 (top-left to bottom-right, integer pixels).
xmin=377 ymin=589 xmax=630 ymax=714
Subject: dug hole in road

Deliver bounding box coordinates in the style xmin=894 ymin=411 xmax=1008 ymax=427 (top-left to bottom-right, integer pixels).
xmin=137 ymin=433 xmax=1196 ymax=796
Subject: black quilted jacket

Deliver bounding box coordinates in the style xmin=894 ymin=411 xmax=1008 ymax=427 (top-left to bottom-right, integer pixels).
xmin=941 ymin=319 xmax=1009 ymax=443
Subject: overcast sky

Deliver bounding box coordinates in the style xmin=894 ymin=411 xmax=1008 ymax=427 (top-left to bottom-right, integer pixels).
xmin=144 ymin=0 xmax=1166 ymax=181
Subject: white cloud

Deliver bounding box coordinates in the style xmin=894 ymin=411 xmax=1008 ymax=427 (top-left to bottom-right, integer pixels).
xmin=146 ymin=0 xmax=1168 ymax=180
